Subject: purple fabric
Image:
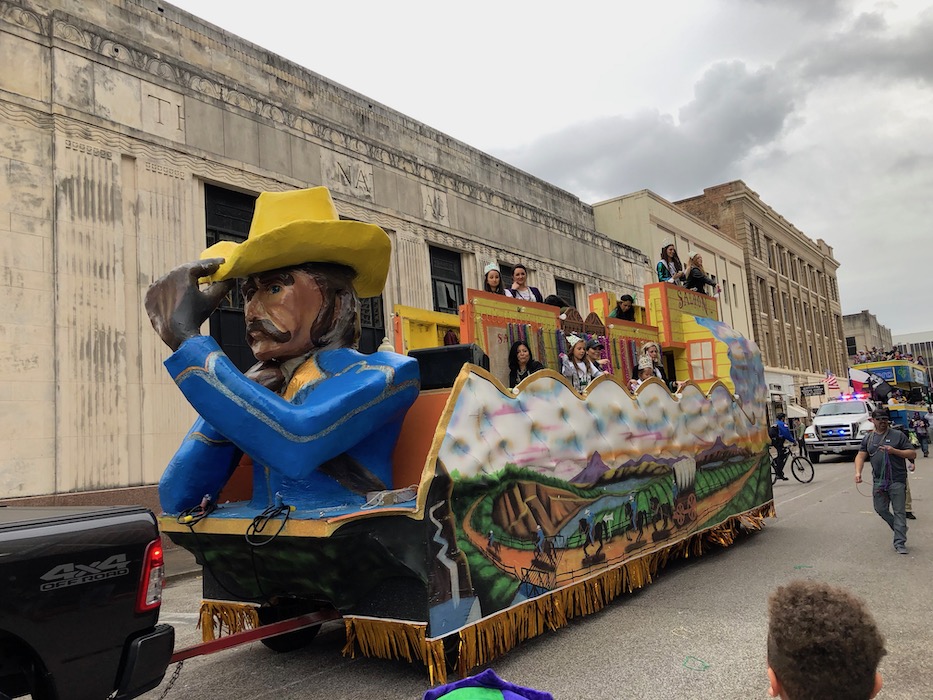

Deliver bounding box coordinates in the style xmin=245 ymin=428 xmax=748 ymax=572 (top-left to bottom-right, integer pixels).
xmin=423 ymin=669 xmax=553 ymax=700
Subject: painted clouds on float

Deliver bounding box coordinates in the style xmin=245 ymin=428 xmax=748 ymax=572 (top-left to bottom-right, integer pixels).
xmin=439 ymin=374 xmax=765 ymax=481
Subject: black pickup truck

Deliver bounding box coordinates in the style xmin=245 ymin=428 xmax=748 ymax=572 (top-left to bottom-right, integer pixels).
xmin=0 ymin=506 xmax=174 ymax=700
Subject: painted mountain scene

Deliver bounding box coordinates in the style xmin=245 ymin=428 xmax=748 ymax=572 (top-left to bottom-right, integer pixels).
xmin=441 ymin=369 xmax=772 ymax=618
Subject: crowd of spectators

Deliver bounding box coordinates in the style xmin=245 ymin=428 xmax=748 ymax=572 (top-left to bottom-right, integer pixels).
xmin=481 ymin=261 xmax=700 ymax=393
xmin=853 ymin=347 xmax=925 ymax=365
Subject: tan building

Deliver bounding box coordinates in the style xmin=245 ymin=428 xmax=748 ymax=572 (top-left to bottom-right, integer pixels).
xmin=675 ymin=181 xmax=846 ymax=409
xmin=0 ymin=0 xmax=650 ymax=502
xmin=844 ymin=311 xmax=893 ymax=360
xmin=592 ymin=189 xmax=753 ymax=340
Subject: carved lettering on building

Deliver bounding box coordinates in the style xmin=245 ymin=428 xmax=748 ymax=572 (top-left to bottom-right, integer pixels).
xmin=421 ymin=185 xmax=449 ymax=226
xmin=320 ymin=151 xmax=373 ymax=202
xmin=146 ymin=94 xmax=184 ymax=130
xmin=64 ymin=139 xmax=112 ymax=160
xmin=142 ymin=86 xmax=186 ymax=143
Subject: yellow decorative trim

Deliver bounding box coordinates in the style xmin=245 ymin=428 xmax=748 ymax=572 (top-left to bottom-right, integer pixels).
xmin=160 ymin=507 xmax=420 ymax=538
xmin=343 ymin=617 xmax=448 ymax=685
xmin=198 ymin=600 xmax=260 ymax=642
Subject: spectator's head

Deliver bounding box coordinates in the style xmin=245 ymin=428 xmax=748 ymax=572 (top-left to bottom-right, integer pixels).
xmin=659 ymin=241 xmax=680 ymax=264
xmin=508 ymin=340 xmax=534 ymax=371
xmin=641 ymin=341 xmax=661 ymax=364
xmin=637 ymin=354 xmax=654 ymax=381
xmin=566 ymin=334 xmax=586 ymax=361
xmin=688 ymin=252 xmax=705 ymax=271
xmin=870 ymin=408 xmax=891 ymax=430
xmin=617 ymin=294 xmax=634 ymax=313
xmin=776 ymin=413 xmax=786 ymax=422
xmin=767 ymin=580 xmax=885 ymax=700
xmin=483 ymin=263 xmax=502 ymax=293
xmin=543 ymin=294 xmax=568 ymax=308
xmin=585 ymin=339 xmax=603 ymax=362
xmin=512 ymin=264 xmax=529 ymax=288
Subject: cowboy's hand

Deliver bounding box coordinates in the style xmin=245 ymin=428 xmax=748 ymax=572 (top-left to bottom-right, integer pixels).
xmin=145 ymin=258 xmax=234 ymax=351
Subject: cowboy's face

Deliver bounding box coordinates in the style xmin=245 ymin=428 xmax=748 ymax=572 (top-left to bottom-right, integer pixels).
xmin=242 ymin=269 xmax=323 ymax=362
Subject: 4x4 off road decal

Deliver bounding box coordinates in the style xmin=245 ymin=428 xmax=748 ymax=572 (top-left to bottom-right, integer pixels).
xmin=39 ymin=554 xmax=130 ymax=591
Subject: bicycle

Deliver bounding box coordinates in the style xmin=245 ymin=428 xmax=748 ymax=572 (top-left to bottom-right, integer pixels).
xmin=770 ymin=445 xmax=814 ymax=484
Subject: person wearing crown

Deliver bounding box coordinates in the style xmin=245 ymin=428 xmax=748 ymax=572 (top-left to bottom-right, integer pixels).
xmin=145 ymin=187 xmax=420 ymax=514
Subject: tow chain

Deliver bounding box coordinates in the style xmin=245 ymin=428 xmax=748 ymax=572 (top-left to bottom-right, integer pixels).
xmin=156 ymin=660 xmax=184 ymax=700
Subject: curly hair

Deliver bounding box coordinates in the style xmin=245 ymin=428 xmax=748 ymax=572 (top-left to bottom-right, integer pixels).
xmin=768 ymin=580 xmax=886 ymax=700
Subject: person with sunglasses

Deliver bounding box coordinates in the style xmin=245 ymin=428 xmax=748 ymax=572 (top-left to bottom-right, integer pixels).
xmin=855 ymin=409 xmax=916 ymax=554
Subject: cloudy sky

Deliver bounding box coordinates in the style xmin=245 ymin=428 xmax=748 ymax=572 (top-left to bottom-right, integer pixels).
xmin=171 ymin=0 xmax=933 ymax=336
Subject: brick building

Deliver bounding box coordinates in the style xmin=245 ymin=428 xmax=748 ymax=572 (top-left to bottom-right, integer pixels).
xmin=676 ymin=181 xmax=847 ymax=410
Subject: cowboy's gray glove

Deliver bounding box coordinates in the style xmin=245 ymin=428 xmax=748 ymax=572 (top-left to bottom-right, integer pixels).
xmin=145 ymin=258 xmax=235 ymax=351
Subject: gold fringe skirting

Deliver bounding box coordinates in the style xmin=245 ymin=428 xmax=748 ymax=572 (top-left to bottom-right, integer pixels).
xmin=195 ymin=502 xmax=774 ymax=685
xmin=198 ymin=600 xmax=260 ymax=641
xmin=342 ymin=617 xmax=447 ymax=686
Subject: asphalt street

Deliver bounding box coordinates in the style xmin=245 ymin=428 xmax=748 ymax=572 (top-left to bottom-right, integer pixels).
xmin=144 ymin=454 xmax=932 ymax=700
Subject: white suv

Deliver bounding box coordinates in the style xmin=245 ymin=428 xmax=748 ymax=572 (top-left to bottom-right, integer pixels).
xmin=803 ymin=397 xmax=879 ymax=463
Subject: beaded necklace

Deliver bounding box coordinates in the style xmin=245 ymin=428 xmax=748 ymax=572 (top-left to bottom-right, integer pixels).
xmin=867 ymin=429 xmax=890 ymax=457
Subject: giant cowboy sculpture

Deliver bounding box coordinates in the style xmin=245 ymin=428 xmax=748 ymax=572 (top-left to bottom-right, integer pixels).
xmin=146 ymin=187 xmax=420 ymax=514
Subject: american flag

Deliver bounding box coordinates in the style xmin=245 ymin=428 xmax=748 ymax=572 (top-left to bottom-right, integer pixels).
xmin=824 ymin=370 xmax=840 ymax=390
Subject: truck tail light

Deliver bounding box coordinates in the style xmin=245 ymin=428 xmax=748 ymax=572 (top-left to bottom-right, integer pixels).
xmin=136 ymin=538 xmax=165 ymax=613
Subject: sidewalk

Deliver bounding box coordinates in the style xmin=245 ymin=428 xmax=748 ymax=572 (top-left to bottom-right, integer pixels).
xmin=163 ymin=544 xmax=201 ymax=581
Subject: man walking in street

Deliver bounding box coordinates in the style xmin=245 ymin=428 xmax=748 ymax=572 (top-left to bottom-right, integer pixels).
xmin=855 ymin=409 xmax=916 ymax=554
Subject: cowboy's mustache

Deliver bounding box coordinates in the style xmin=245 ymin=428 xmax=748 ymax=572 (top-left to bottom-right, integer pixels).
xmin=246 ymin=319 xmax=291 ymax=343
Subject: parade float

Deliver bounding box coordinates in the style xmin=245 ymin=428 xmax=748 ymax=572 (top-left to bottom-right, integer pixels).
xmin=849 ymin=359 xmax=930 ymax=428
xmin=152 ymin=187 xmax=773 ymax=684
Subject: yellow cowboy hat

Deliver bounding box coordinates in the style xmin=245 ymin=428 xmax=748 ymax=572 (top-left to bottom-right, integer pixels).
xmin=199 ymin=187 xmax=390 ymax=298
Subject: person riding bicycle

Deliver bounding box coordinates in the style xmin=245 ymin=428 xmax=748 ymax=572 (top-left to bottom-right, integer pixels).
xmin=770 ymin=412 xmax=797 ymax=481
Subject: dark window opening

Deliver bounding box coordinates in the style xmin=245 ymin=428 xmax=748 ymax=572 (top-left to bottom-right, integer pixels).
xmin=498 ymin=263 xmax=514 ymax=291
xmin=554 ymin=278 xmax=576 ymax=309
xmin=430 ymin=246 xmax=463 ymax=315
xmin=205 ymin=184 xmax=256 ymax=372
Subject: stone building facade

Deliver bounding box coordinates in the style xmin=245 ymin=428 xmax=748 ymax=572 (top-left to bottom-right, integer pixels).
xmin=0 ymin=0 xmax=650 ymax=501
xmin=844 ymin=311 xmax=893 ymax=359
xmin=675 ymin=181 xmax=847 ymax=401
xmin=592 ymin=189 xmax=754 ymax=341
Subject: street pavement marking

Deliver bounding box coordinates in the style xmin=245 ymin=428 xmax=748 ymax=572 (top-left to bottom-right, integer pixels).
xmin=683 ymin=656 xmax=710 ymax=671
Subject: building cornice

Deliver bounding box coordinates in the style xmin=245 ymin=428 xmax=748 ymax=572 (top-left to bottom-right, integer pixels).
xmin=1 ymin=0 xmax=644 ymax=259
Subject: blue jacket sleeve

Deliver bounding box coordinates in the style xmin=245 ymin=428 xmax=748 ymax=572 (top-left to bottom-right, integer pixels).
xmin=164 ymin=336 xmax=419 ymax=482
xmin=159 ymin=418 xmax=242 ymax=514
xmin=778 ymin=422 xmax=796 ymax=444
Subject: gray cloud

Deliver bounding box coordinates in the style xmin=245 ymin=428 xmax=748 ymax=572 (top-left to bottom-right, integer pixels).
xmin=497 ymin=61 xmax=798 ymax=202
xmin=792 ymin=10 xmax=933 ymax=84
xmin=739 ymin=0 xmax=851 ymax=22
